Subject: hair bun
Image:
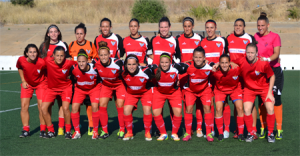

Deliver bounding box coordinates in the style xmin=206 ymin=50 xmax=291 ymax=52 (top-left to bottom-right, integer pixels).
xmin=260 ymin=12 xmax=267 ymax=17
xmin=98 ymin=41 xmax=108 ymax=48
xmin=78 ymin=23 xmax=85 ymax=27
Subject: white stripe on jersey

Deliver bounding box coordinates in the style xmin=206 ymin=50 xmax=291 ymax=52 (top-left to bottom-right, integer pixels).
xmin=158 ymin=82 xmax=174 ymax=87
xmin=128 ymin=86 xmax=143 ymax=90
xmin=135 ymin=36 xmax=148 ymax=47
xmin=191 ymin=78 xmax=207 ymax=83
xmin=106 ymin=58 xmax=121 ymax=70
xmin=136 ymin=67 xmax=150 ymax=79
xmin=165 ymin=36 xmax=176 ymax=49
xmin=240 ymin=33 xmax=253 ymax=43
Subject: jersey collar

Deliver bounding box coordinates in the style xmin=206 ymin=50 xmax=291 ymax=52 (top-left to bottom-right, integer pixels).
xmin=102 ymin=33 xmax=113 ymax=38
xmin=76 ymin=40 xmax=87 ymax=46
xmin=184 ymin=32 xmax=194 ymax=38
xmin=130 ymin=34 xmax=142 ymax=40
xmin=206 ymin=36 xmax=217 ymax=41
xmin=234 ymin=31 xmax=245 ymax=37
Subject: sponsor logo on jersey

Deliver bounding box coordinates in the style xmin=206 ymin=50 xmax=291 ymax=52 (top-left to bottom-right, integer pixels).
xmin=101 ymin=77 xmax=116 ymax=80
xmin=191 ymin=78 xmax=206 ymax=83
xmin=216 ymin=43 xmax=221 ymax=47
xmin=230 ymin=40 xmax=234 ymax=43
xmin=158 ymin=82 xmax=174 ymax=87
xmin=111 ymin=69 xmax=117 ymax=74
xmin=77 ymin=81 xmax=95 ymax=85
xmin=255 ymin=70 xmax=260 ymax=75
xmin=191 ymin=73 xmax=195 ymax=76
xmin=232 ymin=75 xmax=238 ymax=80
xmin=170 ymin=74 xmax=175 ymax=79
xmin=37 ymin=69 xmax=40 ymax=74
xmin=127 ymin=43 xmax=131 ymax=46
xmin=111 ymin=41 xmax=116 ymax=46
xmin=155 ymin=42 xmax=160 ymax=44
xmin=139 ymin=78 xmax=145 ymax=83
xmin=90 ymin=75 xmax=94 ymax=80
xmin=182 ymin=42 xmax=186 ymax=45
xmin=62 ymin=69 xmax=68 ymax=74
xmin=139 ymin=42 xmax=144 ymax=47
xmin=169 ymin=43 xmax=174 ymax=48
xmin=194 ymin=41 xmax=200 ymax=46
xmin=86 ymin=49 xmax=91 ymax=54
xmin=243 ymin=40 xmax=248 ymax=44
xmin=205 ymin=71 xmax=210 ymax=75
xmin=129 ymin=86 xmax=142 ymax=90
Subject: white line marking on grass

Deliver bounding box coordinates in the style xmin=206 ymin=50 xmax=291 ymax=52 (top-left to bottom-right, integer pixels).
xmin=0 ymin=72 xmax=18 ymax=75
xmin=0 ymin=103 xmax=38 ymax=113
xmin=0 ymin=90 xmax=36 ymax=96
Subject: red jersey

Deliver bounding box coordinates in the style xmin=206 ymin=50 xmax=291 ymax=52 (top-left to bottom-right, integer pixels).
xmin=149 ymin=36 xmax=180 ymax=65
xmin=122 ymin=35 xmax=149 ymax=64
xmin=176 ymin=33 xmax=203 ymax=63
xmin=122 ymin=66 xmax=153 ymax=95
xmin=44 ymin=57 xmax=77 ymax=90
xmin=93 ymin=58 xmax=123 ymax=87
xmin=94 ymin=33 xmax=123 ymax=59
xmin=212 ymin=66 xmax=241 ymax=92
xmin=227 ymin=33 xmax=255 ymax=61
xmin=16 ymin=56 xmax=46 ymax=87
xmin=233 ymin=57 xmax=274 ymax=90
xmin=70 ymin=63 xmax=100 ymax=91
xmin=200 ymin=36 xmax=228 ymax=64
xmin=182 ymin=62 xmax=212 ymax=93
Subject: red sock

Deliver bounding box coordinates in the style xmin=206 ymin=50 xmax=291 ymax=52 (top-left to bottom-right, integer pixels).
xmin=223 ymin=105 xmax=231 ymax=132
xmin=65 ymin=124 xmax=71 ymax=133
xmin=172 ymin=115 xmax=182 ymax=134
xmin=58 ymin=117 xmax=64 ymax=129
xmin=210 ymin=105 xmax=215 ymax=131
xmin=236 ymin=116 xmax=244 ymax=135
xmin=143 ymin=114 xmax=152 ymax=133
xmin=244 ymin=114 xmax=253 ymax=134
xmin=154 ymin=115 xmax=166 ymax=134
xmin=92 ymin=111 xmax=100 ymax=132
xmin=117 ymin=107 xmax=125 ymax=132
xmin=47 ymin=124 xmax=55 ymax=133
xmin=23 ymin=126 xmax=30 ymax=132
xmin=40 ymin=124 xmax=46 ymax=131
xmin=99 ymin=107 xmax=108 ymax=133
xmin=267 ymin=113 xmax=275 ymax=136
xmin=215 ymin=116 xmax=224 ymax=135
xmin=124 ymin=114 xmax=133 ymax=134
xmin=196 ymin=108 xmax=203 ymax=130
xmin=253 ymin=126 xmax=257 ymax=133
xmin=184 ymin=113 xmax=193 ymax=135
xmin=71 ymin=112 xmax=80 ymax=132
xmin=204 ymin=113 xmax=213 ymax=135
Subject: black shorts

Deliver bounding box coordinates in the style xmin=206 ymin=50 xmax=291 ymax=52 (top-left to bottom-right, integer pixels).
xmin=272 ymin=66 xmax=284 ymax=96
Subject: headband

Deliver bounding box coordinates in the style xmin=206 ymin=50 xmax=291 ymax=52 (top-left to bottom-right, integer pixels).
xmin=48 ymin=25 xmax=59 ymax=31
xmin=127 ymin=56 xmax=138 ymax=61
xmin=183 ymin=18 xmax=194 ymax=25
xmin=205 ymin=20 xmax=217 ymax=27
xmin=160 ymin=55 xmax=171 ymax=60
xmin=77 ymin=53 xmax=88 ymax=58
xmin=99 ymin=47 xmax=110 ymax=51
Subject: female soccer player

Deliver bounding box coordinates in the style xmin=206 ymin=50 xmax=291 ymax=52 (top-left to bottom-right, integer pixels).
xmin=122 ymin=54 xmax=153 ymax=141
xmin=212 ymin=54 xmax=244 ymax=142
xmin=255 ymin=13 xmax=283 ymax=140
xmin=41 ymin=46 xmax=77 ymax=139
xmin=151 ymin=53 xmax=183 ymax=141
xmin=70 ymin=50 xmax=101 ymax=140
xmin=177 ymin=17 xmax=204 ymax=138
xmin=17 ymin=44 xmax=47 ymax=138
xmin=227 ymin=18 xmax=258 ymax=139
xmin=180 ymin=47 xmax=214 ymax=142
xmin=122 ymin=18 xmax=149 ymax=66
xmin=39 ymin=24 xmax=71 ymax=136
xmin=69 ymin=23 xmax=98 ymax=136
xmin=94 ymin=18 xmax=124 ymax=59
xmin=230 ymin=43 xmax=276 ymax=143
xmin=94 ymin=41 xmax=125 ymax=139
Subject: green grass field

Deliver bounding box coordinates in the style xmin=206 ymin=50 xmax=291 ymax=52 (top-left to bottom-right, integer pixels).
xmin=0 ymin=71 xmax=299 ymax=155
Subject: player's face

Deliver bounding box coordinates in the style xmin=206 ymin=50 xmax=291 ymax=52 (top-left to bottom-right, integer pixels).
xmin=99 ymin=49 xmax=110 ymax=64
xmin=53 ymin=50 xmax=65 ymax=65
xmin=26 ymin=47 xmax=38 ymax=62
xmin=159 ymin=22 xmax=170 ymax=37
xmin=220 ymin=57 xmax=230 ymax=72
xmin=257 ymin=20 xmax=269 ymax=35
xmin=48 ymin=28 xmax=60 ymax=42
xmin=77 ymin=56 xmax=88 ymax=71
xmin=193 ymin=51 xmax=205 ymax=66
xmin=127 ymin=59 xmax=138 ymax=74
xmin=129 ymin=21 xmax=139 ymax=36
xmin=234 ymin=21 xmax=245 ymax=35
xmin=246 ymin=47 xmax=257 ymax=62
xmin=75 ymin=28 xmax=86 ymax=43
xmin=183 ymin=21 xmax=194 ymax=36
xmin=101 ymin=21 xmax=111 ymax=36
xmin=160 ymin=57 xmax=170 ymax=71
xmin=205 ymin=23 xmax=216 ymax=38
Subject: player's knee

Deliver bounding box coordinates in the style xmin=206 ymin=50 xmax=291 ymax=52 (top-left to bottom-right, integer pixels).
xmin=215 ymin=106 xmax=223 ymax=114
xmin=186 ymin=107 xmax=193 ymax=114
xmin=203 ymin=105 xmax=211 ymax=113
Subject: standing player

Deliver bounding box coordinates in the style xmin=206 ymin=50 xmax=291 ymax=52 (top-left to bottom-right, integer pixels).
xmin=122 ymin=54 xmax=153 ymax=141
xmin=70 ymin=50 xmax=102 ymax=139
xmin=255 ymin=13 xmax=284 ymax=140
xmin=41 ymin=46 xmax=77 ymax=139
xmin=94 ymin=18 xmax=124 ymax=59
xmin=212 ymin=54 xmax=245 ymax=142
xmin=69 ymin=23 xmax=98 ymax=135
xmin=177 ymin=17 xmax=204 ymax=138
xmin=94 ymin=41 xmax=125 ymax=139
xmin=17 ymin=44 xmax=47 ymax=138
xmin=122 ymin=18 xmax=149 ymax=66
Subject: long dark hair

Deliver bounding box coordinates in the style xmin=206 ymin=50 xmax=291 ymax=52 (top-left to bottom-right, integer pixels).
xmin=24 ymin=44 xmax=40 ymax=58
xmin=155 ymin=53 xmax=171 ymax=81
xmin=123 ymin=54 xmax=139 ymax=77
xmin=40 ymin=24 xmax=62 ymax=58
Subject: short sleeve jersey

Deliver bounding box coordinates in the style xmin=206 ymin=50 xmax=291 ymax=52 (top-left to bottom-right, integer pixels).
xmin=212 ymin=66 xmax=241 ymax=92
xmin=94 ymin=33 xmax=123 ymax=59
xmin=177 ymin=33 xmax=203 ymax=63
xmin=122 ymin=35 xmax=149 ymax=64
xmin=200 ymin=36 xmax=228 ymax=64
xmin=69 ymin=40 xmax=98 ymax=61
xmin=227 ymin=33 xmax=255 ymax=61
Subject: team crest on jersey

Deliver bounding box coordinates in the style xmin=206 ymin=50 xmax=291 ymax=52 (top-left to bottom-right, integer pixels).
xmin=111 ymin=69 xmax=117 ymax=74
xmin=265 ymin=42 xmax=268 ymax=47
xmin=205 ymin=71 xmax=210 ymax=75
xmin=170 ymin=74 xmax=175 ymax=79
xmin=37 ymin=69 xmax=40 ymax=74
xmin=86 ymin=50 xmax=91 ymax=54
xmin=90 ymin=75 xmax=94 ymax=80
xmin=255 ymin=71 xmax=260 ymax=76
xmin=232 ymin=75 xmax=238 ymax=80
xmin=169 ymin=43 xmax=174 ymax=48
xmin=194 ymin=41 xmax=200 ymax=46
xmin=243 ymin=40 xmax=248 ymax=44
xmin=111 ymin=41 xmax=116 ymax=46
xmin=216 ymin=43 xmax=221 ymax=47
xmin=139 ymin=43 xmax=145 ymax=47
xmin=139 ymin=78 xmax=145 ymax=83
xmin=62 ymin=69 xmax=68 ymax=74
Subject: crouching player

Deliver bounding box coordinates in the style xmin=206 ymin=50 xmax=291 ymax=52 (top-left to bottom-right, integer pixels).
xmin=70 ymin=49 xmax=102 ymax=139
